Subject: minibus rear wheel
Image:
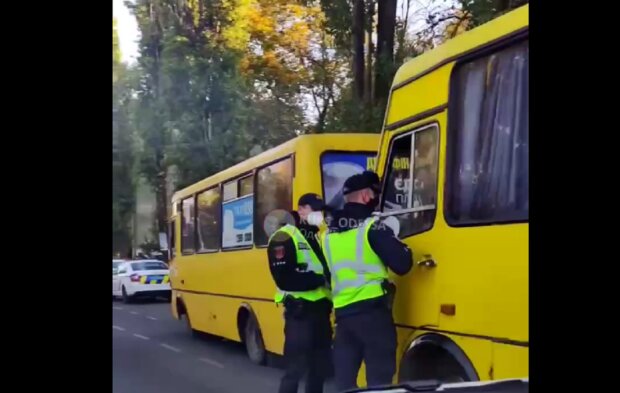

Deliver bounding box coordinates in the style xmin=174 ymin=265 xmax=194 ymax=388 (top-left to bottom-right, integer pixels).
xmin=244 ymin=313 xmax=267 ymax=365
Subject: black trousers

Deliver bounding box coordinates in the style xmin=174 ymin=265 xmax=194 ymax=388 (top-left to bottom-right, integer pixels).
xmin=333 ymin=306 xmax=397 ymax=392
xmin=278 ymin=303 xmax=333 ymax=393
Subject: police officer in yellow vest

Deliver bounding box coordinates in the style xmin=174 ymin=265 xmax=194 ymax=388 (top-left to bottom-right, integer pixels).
xmin=322 ymin=171 xmax=413 ymax=391
xmin=267 ymin=193 xmax=332 ymax=393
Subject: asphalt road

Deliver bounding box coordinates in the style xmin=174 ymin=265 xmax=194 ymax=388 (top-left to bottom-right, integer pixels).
xmin=113 ymin=299 xmax=337 ymax=393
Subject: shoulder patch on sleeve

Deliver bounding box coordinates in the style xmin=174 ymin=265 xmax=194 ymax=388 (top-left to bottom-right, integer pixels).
xmin=274 ymin=245 xmax=285 ymax=259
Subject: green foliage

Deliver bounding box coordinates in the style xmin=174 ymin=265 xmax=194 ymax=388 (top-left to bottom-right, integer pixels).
xmin=113 ymin=18 xmax=122 ymax=68
xmin=112 ymin=0 xmax=522 ymax=251
xmin=316 ymin=0 xmax=352 ymax=52
xmin=459 ymin=0 xmax=527 ymax=27
xmin=323 ymin=87 xmax=383 ymax=133
xmin=113 ymin=18 xmax=137 ymax=256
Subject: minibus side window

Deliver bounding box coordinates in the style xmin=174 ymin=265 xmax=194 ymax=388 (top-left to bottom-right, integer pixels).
xmin=197 ymin=186 xmax=222 ymax=252
xmin=239 ymin=175 xmax=254 ymax=197
xmin=255 ymin=158 xmax=293 ymax=246
xmin=381 ymin=124 xmax=439 ymax=238
xmin=181 ymin=196 xmax=196 ymax=254
xmin=446 ymin=40 xmax=528 ymax=225
xmin=222 ymin=176 xmax=254 ymax=249
xmin=223 ymin=181 xmax=238 ymax=202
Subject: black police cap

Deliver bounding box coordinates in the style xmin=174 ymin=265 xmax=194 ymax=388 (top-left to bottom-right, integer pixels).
xmin=297 ymin=193 xmax=326 ymax=211
xmin=342 ymin=171 xmax=381 ymax=196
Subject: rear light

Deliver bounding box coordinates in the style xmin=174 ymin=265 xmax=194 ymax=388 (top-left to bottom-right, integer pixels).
xmin=130 ymin=274 xmax=141 ymax=282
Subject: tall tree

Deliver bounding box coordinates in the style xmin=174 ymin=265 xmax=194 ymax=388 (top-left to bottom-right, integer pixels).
xmin=351 ymin=0 xmax=365 ymax=102
xmin=364 ymin=0 xmax=375 ymax=105
xmin=128 ymin=0 xmax=168 ymax=237
xmin=374 ymin=0 xmax=397 ymax=102
xmin=128 ymin=0 xmax=320 ymax=191
xmin=459 ymin=0 xmax=527 ymax=27
xmin=115 ymin=0 xmax=529 ymax=255
xmin=113 ymin=17 xmax=136 ymax=256
xmin=113 ymin=18 xmax=122 ymax=74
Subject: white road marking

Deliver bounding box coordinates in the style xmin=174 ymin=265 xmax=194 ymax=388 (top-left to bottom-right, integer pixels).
xmin=198 ymin=357 xmax=225 ymax=369
xmin=112 ymin=325 xmax=126 ymax=331
xmin=130 ymin=311 xmax=139 ymax=315
xmin=133 ymin=333 xmax=150 ymax=340
xmin=160 ymin=343 xmax=181 ymax=353
xmin=113 ymin=306 xmax=123 ymax=310
xmin=147 ymin=316 xmax=158 ymax=321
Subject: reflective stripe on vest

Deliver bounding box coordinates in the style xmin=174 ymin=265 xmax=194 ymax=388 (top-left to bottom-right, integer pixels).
xmin=269 ymin=225 xmax=328 ymax=303
xmin=322 ymin=217 xmax=388 ymax=308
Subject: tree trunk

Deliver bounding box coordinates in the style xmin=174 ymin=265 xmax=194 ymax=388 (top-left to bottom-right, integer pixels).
xmin=365 ymin=0 xmax=375 ymax=106
xmin=146 ymin=0 xmax=167 ymax=244
xmin=374 ymin=0 xmax=397 ymax=102
xmin=352 ymin=0 xmax=365 ymax=102
xmin=395 ymin=0 xmax=411 ymax=66
xmin=155 ymin=164 xmax=169 ymax=237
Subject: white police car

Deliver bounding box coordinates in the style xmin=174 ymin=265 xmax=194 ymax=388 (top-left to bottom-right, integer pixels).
xmin=112 ymin=260 xmax=171 ymax=303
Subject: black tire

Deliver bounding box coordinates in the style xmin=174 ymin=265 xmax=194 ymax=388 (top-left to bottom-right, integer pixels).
xmin=244 ymin=314 xmax=267 ymax=365
xmin=399 ymin=346 xmax=470 ymax=384
xmin=183 ymin=312 xmax=199 ymax=338
xmin=121 ymin=286 xmax=133 ymax=304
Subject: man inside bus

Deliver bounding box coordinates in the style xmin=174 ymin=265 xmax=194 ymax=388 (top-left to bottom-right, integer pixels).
xmin=267 ymin=193 xmax=332 ymax=393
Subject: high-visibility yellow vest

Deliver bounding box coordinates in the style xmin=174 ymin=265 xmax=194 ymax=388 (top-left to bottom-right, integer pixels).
xmin=321 ymin=217 xmax=388 ymax=309
xmin=270 ymin=225 xmax=330 ymax=303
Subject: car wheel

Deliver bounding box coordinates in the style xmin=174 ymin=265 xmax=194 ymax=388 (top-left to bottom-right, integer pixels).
xmin=122 ymin=286 xmax=133 ymax=304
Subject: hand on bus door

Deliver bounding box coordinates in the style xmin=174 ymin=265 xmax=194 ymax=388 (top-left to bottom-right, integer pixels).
xmin=382 ymin=216 xmax=400 ymax=237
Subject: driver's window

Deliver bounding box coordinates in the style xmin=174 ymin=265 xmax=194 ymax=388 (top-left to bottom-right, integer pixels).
xmin=381 ymin=123 xmax=439 ymax=238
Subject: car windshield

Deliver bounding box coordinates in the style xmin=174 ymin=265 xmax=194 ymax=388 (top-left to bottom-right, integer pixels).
xmin=112 ymin=261 xmax=122 ymax=269
xmin=131 ymin=261 xmax=168 ymax=271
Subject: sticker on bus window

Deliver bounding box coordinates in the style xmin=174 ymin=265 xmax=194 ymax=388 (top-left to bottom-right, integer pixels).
xmin=222 ymin=195 xmax=254 ymax=248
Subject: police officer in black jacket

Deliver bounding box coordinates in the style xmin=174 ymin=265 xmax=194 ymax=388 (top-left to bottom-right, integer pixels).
xmin=267 ymin=193 xmax=332 ymax=393
xmin=326 ymin=171 xmax=413 ymax=391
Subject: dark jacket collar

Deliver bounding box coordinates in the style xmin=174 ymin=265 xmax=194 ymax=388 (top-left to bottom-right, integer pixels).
xmin=327 ymin=202 xmax=374 ymax=233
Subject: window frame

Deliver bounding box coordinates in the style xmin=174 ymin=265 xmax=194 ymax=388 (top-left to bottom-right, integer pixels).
xmin=238 ymin=174 xmax=254 ymax=197
xmin=196 ymin=184 xmax=223 ymax=254
xmin=444 ymin=37 xmax=529 ymax=228
xmin=379 ymin=122 xmax=441 ymax=238
xmin=174 ymin=155 xmax=294 ymax=253
xmin=253 ymin=154 xmax=295 ymax=249
xmin=319 ymin=150 xmax=377 ymax=208
xmin=220 ymin=171 xmax=256 ymax=252
xmin=180 ymin=196 xmax=197 ymax=255
xmin=222 ymin=181 xmax=238 ymax=202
